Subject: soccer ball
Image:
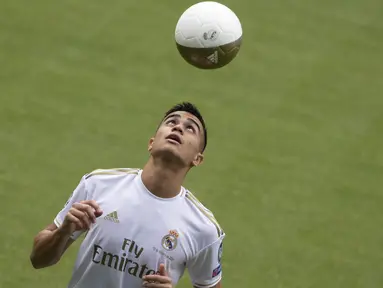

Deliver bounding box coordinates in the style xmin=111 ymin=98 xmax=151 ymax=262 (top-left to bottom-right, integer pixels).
xmin=175 ymin=1 xmax=243 ymax=69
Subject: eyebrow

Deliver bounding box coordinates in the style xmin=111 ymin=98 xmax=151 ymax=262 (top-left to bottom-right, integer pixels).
xmin=164 ymin=113 xmax=201 ymax=132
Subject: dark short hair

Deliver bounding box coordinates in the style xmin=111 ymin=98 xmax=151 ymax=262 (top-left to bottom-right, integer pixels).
xmin=162 ymin=102 xmax=207 ymax=152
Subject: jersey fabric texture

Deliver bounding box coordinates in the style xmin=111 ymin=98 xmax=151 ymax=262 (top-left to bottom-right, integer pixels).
xmin=54 ymin=168 xmax=225 ymax=288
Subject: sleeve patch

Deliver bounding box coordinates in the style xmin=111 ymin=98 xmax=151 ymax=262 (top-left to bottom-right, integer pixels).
xmin=212 ymin=264 xmax=222 ymax=277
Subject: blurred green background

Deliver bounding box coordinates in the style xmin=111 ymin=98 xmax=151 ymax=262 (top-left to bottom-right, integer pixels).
xmin=1 ymin=0 xmax=382 ymax=287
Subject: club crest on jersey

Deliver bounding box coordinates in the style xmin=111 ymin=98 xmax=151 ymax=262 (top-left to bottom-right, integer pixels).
xmin=161 ymin=230 xmax=179 ymax=251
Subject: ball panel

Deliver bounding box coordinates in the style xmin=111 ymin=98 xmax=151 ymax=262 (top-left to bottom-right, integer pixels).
xmin=175 ymin=31 xmax=205 ymax=49
xmin=175 ymin=22 xmax=239 ymax=49
xmin=175 ymin=16 xmax=203 ymax=40
xmin=176 ymin=36 xmax=242 ymax=69
xmin=175 ymin=1 xmax=242 ymax=48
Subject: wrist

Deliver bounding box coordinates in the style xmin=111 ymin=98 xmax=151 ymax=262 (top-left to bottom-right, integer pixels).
xmin=55 ymin=225 xmax=73 ymax=239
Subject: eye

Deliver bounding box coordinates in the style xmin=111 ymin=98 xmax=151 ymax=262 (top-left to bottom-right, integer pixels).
xmin=186 ymin=125 xmax=196 ymax=133
xmin=166 ymin=119 xmax=176 ymax=125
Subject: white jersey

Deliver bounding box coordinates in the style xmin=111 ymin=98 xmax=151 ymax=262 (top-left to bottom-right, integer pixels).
xmin=54 ymin=168 xmax=225 ymax=288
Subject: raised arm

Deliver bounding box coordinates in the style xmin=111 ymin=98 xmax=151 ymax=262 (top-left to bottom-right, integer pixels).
xmin=30 ymin=222 xmax=74 ymax=269
xmin=30 ymin=177 xmax=102 ymax=268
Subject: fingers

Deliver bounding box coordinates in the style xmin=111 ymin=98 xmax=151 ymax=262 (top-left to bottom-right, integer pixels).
xmin=72 ymin=203 xmax=96 ymax=224
xmin=80 ymin=200 xmax=103 ymax=216
xmin=143 ymin=274 xmax=172 ymax=288
xmin=64 ymin=201 xmax=102 ymax=231
xmin=158 ymin=263 xmax=167 ymax=276
xmin=65 ymin=212 xmax=84 ymax=229
xmin=143 ymin=263 xmax=171 ymax=287
xmin=69 ymin=207 xmax=92 ymax=229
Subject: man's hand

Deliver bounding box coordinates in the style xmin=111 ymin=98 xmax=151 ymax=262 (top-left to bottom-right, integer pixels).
xmin=30 ymin=200 xmax=102 ymax=269
xmin=142 ymin=263 xmax=172 ymax=288
xmin=59 ymin=200 xmax=103 ymax=236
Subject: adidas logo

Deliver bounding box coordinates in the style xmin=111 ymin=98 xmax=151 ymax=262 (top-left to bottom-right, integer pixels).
xmin=207 ymin=51 xmax=218 ymax=64
xmin=104 ymin=211 xmax=119 ymax=223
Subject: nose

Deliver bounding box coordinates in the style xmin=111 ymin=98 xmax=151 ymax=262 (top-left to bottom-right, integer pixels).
xmin=172 ymin=124 xmax=184 ymax=135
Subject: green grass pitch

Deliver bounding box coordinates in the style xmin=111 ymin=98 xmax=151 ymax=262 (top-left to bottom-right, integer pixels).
xmin=0 ymin=0 xmax=382 ymax=287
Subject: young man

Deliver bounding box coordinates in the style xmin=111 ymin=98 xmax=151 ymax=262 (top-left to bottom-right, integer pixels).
xmin=30 ymin=102 xmax=225 ymax=288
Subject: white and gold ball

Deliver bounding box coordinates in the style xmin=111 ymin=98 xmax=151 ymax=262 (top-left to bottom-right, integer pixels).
xmin=175 ymin=1 xmax=243 ymax=69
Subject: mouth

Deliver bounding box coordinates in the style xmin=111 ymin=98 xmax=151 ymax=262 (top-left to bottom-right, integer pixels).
xmin=166 ymin=134 xmax=182 ymax=145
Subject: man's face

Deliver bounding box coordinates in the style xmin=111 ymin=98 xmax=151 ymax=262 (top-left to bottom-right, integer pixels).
xmin=148 ymin=111 xmax=204 ymax=167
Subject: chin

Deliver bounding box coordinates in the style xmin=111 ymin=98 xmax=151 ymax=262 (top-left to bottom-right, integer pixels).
xmin=152 ymin=146 xmax=185 ymax=166
xmin=154 ymin=146 xmax=181 ymax=158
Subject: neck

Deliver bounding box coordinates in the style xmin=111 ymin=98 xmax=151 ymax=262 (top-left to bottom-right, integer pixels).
xmin=141 ymin=156 xmax=189 ymax=198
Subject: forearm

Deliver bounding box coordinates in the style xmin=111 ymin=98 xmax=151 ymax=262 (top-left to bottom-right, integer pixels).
xmin=30 ymin=227 xmax=71 ymax=269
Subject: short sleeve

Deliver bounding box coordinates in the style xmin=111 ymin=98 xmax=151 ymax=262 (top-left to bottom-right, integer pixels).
xmin=188 ymin=235 xmax=225 ymax=288
xmin=53 ymin=176 xmax=88 ymax=240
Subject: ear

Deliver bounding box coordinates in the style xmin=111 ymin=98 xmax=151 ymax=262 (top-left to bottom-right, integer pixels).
xmin=192 ymin=153 xmax=204 ymax=167
xmin=148 ymin=137 xmax=154 ymax=152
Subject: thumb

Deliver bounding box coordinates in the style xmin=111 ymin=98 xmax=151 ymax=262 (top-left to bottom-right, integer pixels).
xmin=159 ymin=263 xmax=167 ymax=276
xmin=95 ymin=210 xmax=103 ymax=217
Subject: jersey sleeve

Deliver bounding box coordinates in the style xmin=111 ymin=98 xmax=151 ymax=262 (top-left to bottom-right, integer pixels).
xmin=187 ymin=235 xmax=225 ymax=288
xmin=53 ymin=176 xmax=89 ymax=240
